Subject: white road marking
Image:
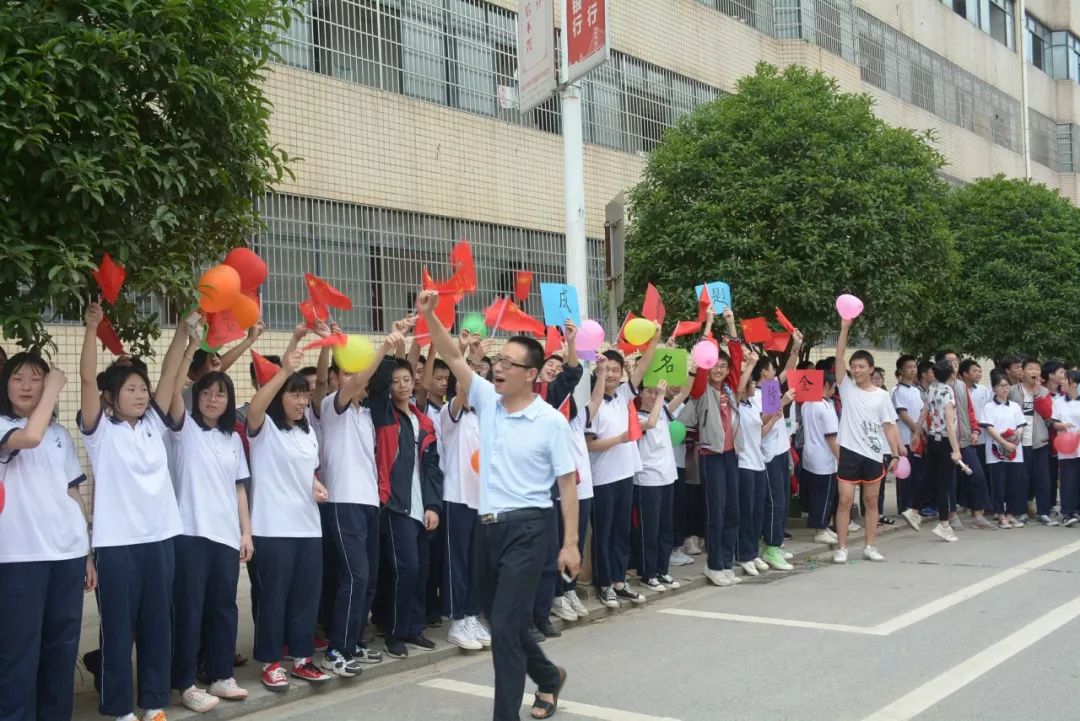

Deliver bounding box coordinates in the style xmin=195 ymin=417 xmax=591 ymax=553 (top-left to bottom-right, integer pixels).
xmin=420 ymin=678 xmax=683 ymax=721
xmin=861 ymin=595 xmax=1080 ymax=721
xmin=660 ymin=538 xmax=1080 ymax=636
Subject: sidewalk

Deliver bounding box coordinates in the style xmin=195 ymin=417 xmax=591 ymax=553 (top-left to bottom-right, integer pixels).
xmin=72 ymin=510 xmax=911 ymax=721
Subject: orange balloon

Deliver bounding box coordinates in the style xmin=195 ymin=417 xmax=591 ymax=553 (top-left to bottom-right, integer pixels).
xmin=198 ymin=265 xmax=241 ymax=313
xmin=230 ymin=292 xmax=260 ymax=330
xmin=470 ymin=450 xmax=480 ymax=474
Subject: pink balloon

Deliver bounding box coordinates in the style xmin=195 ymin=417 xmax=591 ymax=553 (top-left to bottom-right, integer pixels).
xmin=691 ymin=339 xmax=719 ymax=370
xmin=835 ymin=294 xmax=864 ymax=320
xmin=576 ymin=319 xmax=605 ymax=352
xmin=895 ymin=455 xmax=911 ymax=479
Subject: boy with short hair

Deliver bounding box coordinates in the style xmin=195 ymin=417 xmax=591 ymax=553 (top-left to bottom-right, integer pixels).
xmin=1009 ymin=358 xmax=1056 ymax=524
xmin=891 ymin=355 xmax=923 ymax=530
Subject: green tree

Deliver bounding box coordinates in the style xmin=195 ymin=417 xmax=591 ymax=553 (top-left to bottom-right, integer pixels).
xmin=899 ymin=175 xmax=1080 ymax=361
xmin=1 ymin=0 xmax=295 ymax=355
xmin=623 ymin=63 xmax=953 ymax=357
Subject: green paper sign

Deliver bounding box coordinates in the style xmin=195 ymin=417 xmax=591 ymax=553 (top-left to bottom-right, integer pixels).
xmin=643 ymin=348 xmax=688 ymax=388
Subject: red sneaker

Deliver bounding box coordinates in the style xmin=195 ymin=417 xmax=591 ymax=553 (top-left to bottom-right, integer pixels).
xmin=290 ymin=660 xmax=332 ymax=684
xmin=261 ymin=662 xmax=289 ymax=692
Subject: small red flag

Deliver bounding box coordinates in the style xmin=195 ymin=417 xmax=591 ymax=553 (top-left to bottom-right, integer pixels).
xmin=775 ymin=307 xmax=796 ymax=334
xmin=672 ymin=320 xmax=703 ymax=338
xmin=251 ymin=350 xmax=281 ymax=387
xmin=558 ymin=394 xmax=572 ymax=422
xmin=206 ymin=309 xmax=245 ymax=348
xmin=96 ymin=316 xmax=124 ymax=355
xmin=302 ymin=331 xmax=348 ymax=351
xmin=305 ymin=273 xmax=352 ymax=311
xmin=544 ymin=326 xmax=562 ymax=358
xmin=695 ymin=285 xmax=712 ymax=323
xmin=740 ymin=317 xmax=772 ymax=344
xmin=92 ymin=253 xmax=126 ymax=304
xmin=450 ymin=241 xmax=477 ymax=295
xmin=514 ymin=270 xmax=534 ymax=302
xmin=764 ymin=331 xmax=791 ymax=353
xmin=298 ymin=299 xmax=325 ymax=328
xmin=626 ymin=401 xmax=644 ymax=442
xmin=643 ymin=283 xmax=666 ymax=326
xmin=483 ymin=297 xmax=545 ymax=337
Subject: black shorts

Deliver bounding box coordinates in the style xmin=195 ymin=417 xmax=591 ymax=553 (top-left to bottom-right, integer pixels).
xmin=838 ymin=447 xmax=886 ymax=485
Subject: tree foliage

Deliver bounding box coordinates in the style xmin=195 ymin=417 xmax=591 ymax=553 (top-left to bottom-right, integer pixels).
xmin=1 ymin=0 xmax=295 ymax=355
xmin=899 ymin=176 xmax=1080 ymax=361
xmin=623 ymin=63 xmax=954 ymax=355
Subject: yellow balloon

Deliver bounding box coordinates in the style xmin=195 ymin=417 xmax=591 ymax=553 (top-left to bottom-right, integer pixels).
xmin=624 ymin=317 xmax=656 ymax=346
xmin=333 ymin=335 xmax=375 ymax=373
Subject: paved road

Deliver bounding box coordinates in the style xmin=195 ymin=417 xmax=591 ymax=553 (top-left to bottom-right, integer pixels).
xmin=235 ymin=524 xmax=1080 ymax=721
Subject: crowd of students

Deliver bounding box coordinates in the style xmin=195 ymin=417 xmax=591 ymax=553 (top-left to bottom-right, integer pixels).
xmin=3 ymin=299 xmax=1079 ymax=721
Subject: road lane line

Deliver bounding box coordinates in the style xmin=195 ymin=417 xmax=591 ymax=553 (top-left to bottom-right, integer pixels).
xmin=658 ymin=608 xmax=882 ymax=635
xmin=862 ymin=595 xmax=1080 ymax=721
xmin=420 ymin=678 xmax=683 ymax=721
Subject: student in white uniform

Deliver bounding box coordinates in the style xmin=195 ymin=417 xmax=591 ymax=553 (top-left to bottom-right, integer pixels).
xmin=982 ymin=369 xmax=1028 ymax=528
xmin=735 ymin=352 xmax=773 ymax=578
xmin=79 ymin=303 xmax=188 ymax=721
xmin=317 ymin=336 xmax=392 ymax=676
xmin=167 ymin=334 xmax=254 ymax=711
xmin=1052 ymin=370 xmax=1080 ymax=525
xmin=586 ymin=330 xmax=660 ymax=609
xmin=245 ymin=327 xmax=331 ymax=691
xmin=632 ymin=378 xmax=691 ymax=591
xmin=800 ymin=373 xmax=840 ymax=544
xmin=0 ymin=355 xmax=93 ymax=721
xmin=891 ymin=355 xmax=924 ymax=529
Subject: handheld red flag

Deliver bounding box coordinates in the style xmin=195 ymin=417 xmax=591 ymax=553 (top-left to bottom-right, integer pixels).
xmin=305 ymin=273 xmax=352 ymax=311
xmin=764 ymin=331 xmax=791 ymax=353
xmin=92 ymin=253 xmax=126 ymax=304
xmin=544 ymin=326 xmax=563 ymax=358
xmin=514 ymin=270 xmax=534 ymax=302
xmin=695 ymin=285 xmax=712 ymax=323
xmin=626 ymin=401 xmax=644 ymax=441
xmin=643 ymin=283 xmax=666 ymax=326
xmin=302 ymin=331 xmax=348 ymax=351
xmin=205 ymin=309 xmax=245 ymax=348
xmin=775 ymin=307 xmax=796 ymax=334
xmin=483 ymin=297 xmax=545 ymax=337
xmin=740 ymin=317 xmax=772 ymax=344
xmin=450 ymin=241 xmax=477 ymax=295
xmin=558 ymin=394 xmax=572 ymax=422
xmin=672 ymin=320 xmax=703 ymax=338
xmin=251 ymin=350 xmax=281 ymax=387
xmin=96 ymin=315 xmax=125 ymax=355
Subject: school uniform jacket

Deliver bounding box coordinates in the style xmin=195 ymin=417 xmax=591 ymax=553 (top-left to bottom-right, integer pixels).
xmin=535 ymin=363 xmax=584 ymax=417
xmin=1008 ymin=383 xmax=1052 ymax=449
xmin=370 ymin=357 xmax=444 ymax=518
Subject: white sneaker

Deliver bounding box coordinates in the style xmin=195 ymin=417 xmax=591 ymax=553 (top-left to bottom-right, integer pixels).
xmin=723 ymin=569 xmax=742 ymax=584
xmin=181 ymin=687 xmax=219 ymax=714
xmin=448 ymin=618 xmax=483 ymax=650
xmin=642 ymin=577 xmax=668 ymax=592
xmin=657 ymin=573 xmax=681 ymax=589
xmin=863 ymin=545 xmax=885 ymax=561
xmin=833 ymin=547 xmax=849 ymax=564
xmin=564 ymin=590 xmax=588 ymax=618
xmin=551 ymin=595 xmax=579 ymax=622
xmin=740 ymin=561 xmax=760 ymax=577
xmin=849 ymin=521 xmax=861 ymax=532
xmin=208 ymin=678 xmax=248 ymax=700
xmin=684 ymin=536 xmax=704 ymax=555
xmin=949 ymin=517 xmax=965 ymax=531
xmin=669 ymin=549 xmax=694 ymax=566
xmin=901 ymin=508 xmax=923 ymax=531
xmin=466 ymin=616 xmax=491 ymax=648
xmin=932 ymin=524 xmax=958 ymax=543
xmin=752 ymin=557 xmax=769 ymax=571
xmin=813 ymin=529 xmax=838 ymax=544
xmin=704 ymin=568 xmax=733 ymax=586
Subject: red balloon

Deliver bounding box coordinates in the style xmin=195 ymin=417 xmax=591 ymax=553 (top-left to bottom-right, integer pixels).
xmin=1054 ymin=431 xmax=1080 ymax=455
xmin=224 ymin=247 xmax=268 ymax=292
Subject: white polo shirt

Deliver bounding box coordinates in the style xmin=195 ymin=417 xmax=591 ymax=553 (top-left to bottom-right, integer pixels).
xmin=439 ymin=403 xmax=480 ymax=510
xmin=171 ymin=414 xmax=249 ymax=550
xmin=0 ymin=417 xmax=89 ymax=562
xmin=634 ymin=408 xmax=677 ymax=487
xmin=981 ymin=399 xmax=1026 ymax=464
xmin=319 ymin=393 xmax=378 ymax=507
xmin=891 ymin=383 xmax=923 ymax=446
xmin=80 ymin=404 xmax=183 ymax=548
xmin=757 ymin=388 xmax=792 ymax=460
xmin=248 ymin=416 xmax=321 ymax=537
xmin=568 ymin=411 xmax=594 ymax=501
xmin=1053 ymin=395 xmax=1080 ymax=461
xmin=800 ymin=399 xmax=839 ymax=475
xmin=587 ymin=382 xmax=643 ymax=487
xmin=737 ymin=397 xmax=767 ymax=472
xmin=838 ymin=375 xmax=897 ymax=461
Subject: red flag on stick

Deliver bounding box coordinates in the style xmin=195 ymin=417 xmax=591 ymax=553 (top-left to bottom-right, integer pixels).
xmin=558 ymin=395 xmax=572 ymax=422
xmin=299 ymin=299 xmax=325 ymax=328
xmin=643 ymin=283 xmax=666 ymax=326
xmin=305 ymin=273 xmax=352 ymax=311
xmin=302 ymin=331 xmax=348 ymax=351
xmin=764 ymin=331 xmax=791 ymax=353
xmin=672 ymin=320 xmax=703 ymax=338
xmin=96 ymin=316 xmax=124 ymax=355
xmin=92 ymin=253 xmax=126 ymax=304
xmin=775 ymin=307 xmax=796 ymax=334
xmin=626 ymin=401 xmax=644 ymax=441
xmin=483 ymin=297 xmax=545 ymax=337
xmin=514 ymin=271 xmax=534 ymax=302
xmin=251 ymin=350 xmax=281 ymax=387
xmin=740 ymin=317 xmax=772 ymax=344
xmin=695 ymin=286 xmax=712 ymax=324
xmin=205 ymin=309 xmax=245 ymax=349
xmin=544 ymin=326 xmax=563 ymax=358
xmin=449 ymin=241 xmax=477 ymax=295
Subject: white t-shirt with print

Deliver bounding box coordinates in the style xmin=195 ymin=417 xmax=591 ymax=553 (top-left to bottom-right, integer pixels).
xmin=838 ymin=375 xmax=897 ymax=461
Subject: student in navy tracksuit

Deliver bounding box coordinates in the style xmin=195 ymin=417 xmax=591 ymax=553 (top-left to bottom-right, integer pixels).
xmin=79 ymin=303 xmax=189 ymax=721
xmin=370 ymin=353 xmax=444 ymax=659
xmin=0 ymin=354 xmax=93 ymax=721
xmin=167 ymin=336 xmax=253 ymax=711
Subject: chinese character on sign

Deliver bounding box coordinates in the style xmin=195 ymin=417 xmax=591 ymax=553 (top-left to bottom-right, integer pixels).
xmin=657 ymin=353 xmax=675 ymax=374
xmin=587 ymin=0 xmax=598 ymax=25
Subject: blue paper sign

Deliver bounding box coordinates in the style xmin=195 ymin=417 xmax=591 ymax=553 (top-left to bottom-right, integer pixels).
xmin=695 ymin=281 xmax=732 ymax=313
xmin=540 ymin=283 xmax=582 ymax=328
xmin=761 ymin=379 xmax=782 ymax=415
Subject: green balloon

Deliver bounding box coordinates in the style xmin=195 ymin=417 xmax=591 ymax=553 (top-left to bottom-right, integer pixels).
xmin=668 ymin=420 xmax=687 ymax=446
xmin=462 ymin=312 xmax=487 ymax=337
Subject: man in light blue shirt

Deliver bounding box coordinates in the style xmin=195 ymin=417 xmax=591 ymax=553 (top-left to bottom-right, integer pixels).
xmin=419 ymin=290 xmax=578 ymax=721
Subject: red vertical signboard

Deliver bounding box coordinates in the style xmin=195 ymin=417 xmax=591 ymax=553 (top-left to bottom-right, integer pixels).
xmin=563 ymin=0 xmax=609 ymax=84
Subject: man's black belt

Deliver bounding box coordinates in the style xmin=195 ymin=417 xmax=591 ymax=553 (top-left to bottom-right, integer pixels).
xmin=478 ymin=507 xmax=551 ymax=525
